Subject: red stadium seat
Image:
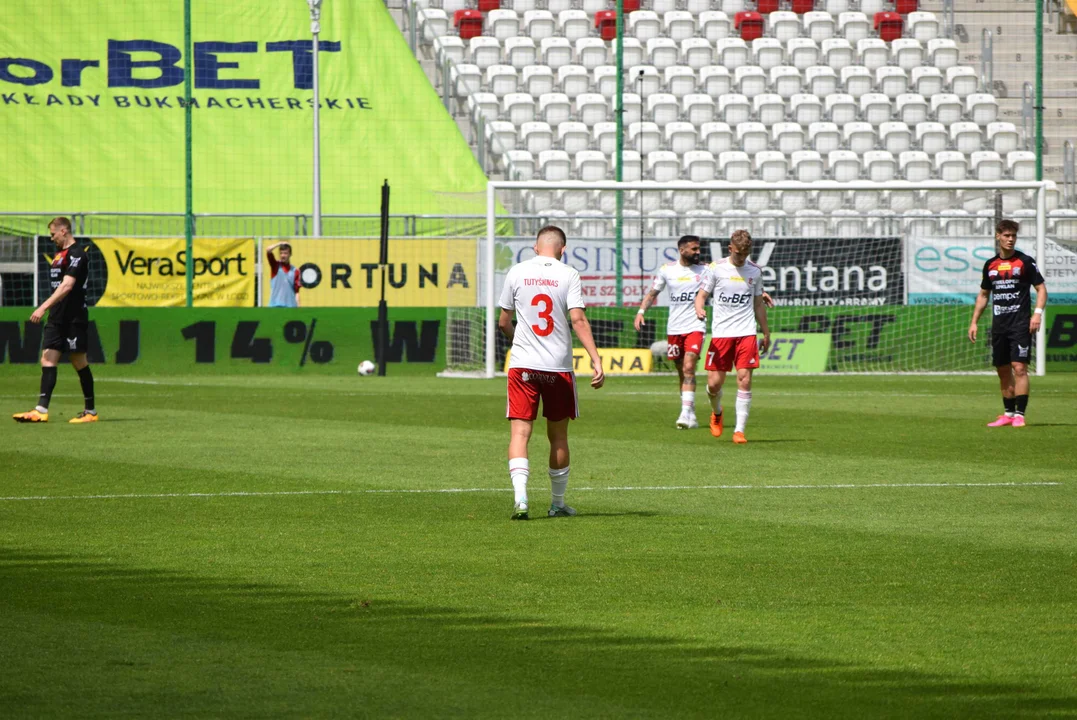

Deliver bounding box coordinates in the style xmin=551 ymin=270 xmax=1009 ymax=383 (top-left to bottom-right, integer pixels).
xmin=477 ymin=0 xmax=500 ymax=12
xmin=622 ymin=0 xmax=641 ymax=12
xmin=894 ymin=0 xmax=918 ymax=14
xmin=595 ymin=10 xmax=619 ymax=41
xmin=874 ymin=11 xmax=903 ymax=41
xmin=791 ymin=0 xmax=814 ymax=13
xmin=735 ymin=11 xmax=764 ymax=41
xmin=454 ymin=9 xmax=484 ymax=40
xmin=757 ymin=0 xmax=779 ymax=13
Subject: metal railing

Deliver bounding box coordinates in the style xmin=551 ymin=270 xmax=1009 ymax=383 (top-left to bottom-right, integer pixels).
xmin=981 ymin=29 xmax=994 ymax=94
xmin=1022 ymin=82 xmax=1035 ymax=152
xmin=1064 ymin=140 xmax=1076 ymax=206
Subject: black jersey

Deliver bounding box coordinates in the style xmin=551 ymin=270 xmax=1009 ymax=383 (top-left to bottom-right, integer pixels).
xmin=980 ymin=250 xmax=1044 ymax=334
xmin=47 ymin=243 xmax=90 ymax=326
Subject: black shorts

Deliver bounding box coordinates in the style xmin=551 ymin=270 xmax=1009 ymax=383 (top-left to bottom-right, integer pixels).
xmin=991 ymin=329 xmax=1033 ymax=367
xmin=42 ymin=322 xmax=89 ymax=354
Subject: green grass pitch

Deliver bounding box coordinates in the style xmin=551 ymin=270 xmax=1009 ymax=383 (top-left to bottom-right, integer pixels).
xmin=1 ymin=372 xmax=1075 ymax=718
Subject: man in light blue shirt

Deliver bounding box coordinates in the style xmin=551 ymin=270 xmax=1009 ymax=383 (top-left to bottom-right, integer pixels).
xmin=266 ymin=242 xmax=301 ymax=308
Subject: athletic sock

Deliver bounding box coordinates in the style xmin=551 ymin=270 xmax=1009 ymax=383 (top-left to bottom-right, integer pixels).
xmin=681 ymin=390 xmax=695 ymax=413
xmin=707 ymin=388 xmax=723 ymax=414
xmin=1003 ymin=396 xmax=1016 ymax=417
xmin=734 ymin=390 xmax=752 ymax=433
xmin=77 ymin=366 xmax=95 ymax=412
xmin=1014 ymin=394 xmax=1028 ymax=417
xmin=509 ymin=458 xmax=529 ymax=505
xmin=38 ymin=366 xmax=58 ymax=411
xmin=549 ymin=465 xmax=570 ymax=508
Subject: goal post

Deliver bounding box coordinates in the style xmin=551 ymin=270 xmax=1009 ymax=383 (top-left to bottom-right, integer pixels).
xmin=444 ymin=179 xmax=1052 ymax=379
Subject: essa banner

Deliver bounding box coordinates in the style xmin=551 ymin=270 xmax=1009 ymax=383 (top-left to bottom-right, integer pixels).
xmin=907 ymin=236 xmax=1077 ymax=304
xmin=37 ymin=236 xmax=255 ymax=307
xmin=279 ymin=238 xmax=476 ymax=308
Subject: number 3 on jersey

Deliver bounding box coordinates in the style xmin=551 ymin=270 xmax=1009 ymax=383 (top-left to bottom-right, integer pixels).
xmin=531 ymin=293 xmax=554 ymax=336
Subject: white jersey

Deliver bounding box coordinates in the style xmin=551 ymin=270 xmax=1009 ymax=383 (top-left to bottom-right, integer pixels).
xmin=650 ymin=262 xmax=707 ymax=335
xmin=700 ymin=258 xmax=763 ymax=338
xmin=499 ymin=255 xmax=585 ymax=372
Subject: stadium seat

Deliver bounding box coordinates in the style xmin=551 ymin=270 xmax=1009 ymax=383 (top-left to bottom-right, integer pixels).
xmin=1008 ymin=151 xmax=1036 ymax=181
xmin=859 ymin=0 xmax=885 ymax=18
xmin=796 ymin=209 xmax=829 ymax=237
xmin=947 ymin=66 xmax=979 ymax=98
xmin=832 ymin=209 xmax=865 ymax=237
xmin=899 ymin=149 xmax=931 ymax=180
xmin=485 ymin=120 xmax=516 ymax=155
xmin=454 ymin=9 xmax=484 ymax=40
xmin=611 ymin=38 xmax=645 ymax=69
xmin=576 ymin=93 xmax=609 ymax=126
xmin=593 ymin=66 xmax=618 ymax=99
xmin=539 ymin=92 xmax=572 ymax=125
xmin=722 ymin=0 xmax=748 ymax=14
xmin=873 ymin=12 xmax=903 ymax=42
xmin=685 ymin=210 xmax=721 ymax=239
xmin=684 ymin=150 xmax=718 ymax=181
xmin=524 ymin=10 xmax=556 ymax=41
xmin=844 ymin=121 xmax=876 ymax=154
xmin=648 ymin=150 xmax=681 ymax=181
xmin=876 ymin=67 xmax=908 ymax=99
xmin=987 ymin=122 xmax=1021 ymax=155
xmin=935 ymin=150 xmax=967 ymax=181
xmin=434 ymin=36 xmax=466 ymax=67
xmin=719 ymin=93 xmax=752 ymax=124
xmin=791 ymin=93 xmax=824 ymax=123
xmin=769 ymin=11 xmax=802 ymax=42
xmin=860 ymin=93 xmax=892 ymax=126
xmin=594 ymin=10 xmax=618 ymax=41
xmin=538 ymin=149 xmax=571 ymax=181
xmin=592 ymin=122 xmax=617 ymax=155
xmin=939 ymin=209 xmax=975 ymax=236
xmin=788 ymin=38 xmax=820 ymax=70
xmin=666 ymin=122 xmax=699 ymax=155
xmin=915 ymin=122 xmax=947 ymax=155
xmin=906 ymin=12 xmax=939 ymax=41
xmin=895 ymin=0 xmax=919 ymax=12
xmin=666 ymin=66 xmax=698 ymax=98
xmin=505 ymin=37 xmax=537 ymax=70
xmin=930 ymin=93 xmax=962 ymax=125
xmin=735 ymin=66 xmax=767 ymax=98
xmin=665 ymin=10 xmax=698 ymax=41
xmin=841 ymin=65 xmax=872 ymax=99
xmin=822 ymin=38 xmax=855 ymax=71
xmin=683 ymin=0 xmax=711 ymax=14
xmin=418 ymin=8 xmax=450 ymax=42
xmin=701 ymin=122 xmax=735 ymax=154
xmin=512 ymin=0 xmax=539 ymax=12
xmin=576 ymin=38 xmax=608 ymax=70
xmin=896 ymin=93 xmax=928 ymax=125
xmin=771 ymin=66 xmax=803 ymax=98
xmin=720 ymin=150 xmax=752 ymax=181
xmin=839 ymin=12 xmax=871 ymax=42
xmin=824 ymin=0 xmax=849 ymax=12
xmin=927 ymin=38 xmax=959 ymax=70
xmin=501 ymin=150 xmax=534 ymax=181
xmin=792 ymin=0 xmax=816 ymax=13
xmin=629 ymin=121 xmax=662 ymax=155
xmin=809 ymin=121 xmax=841 ymax=153
xmin=622 ymin=92 xmax=643 ymax=125
xmin=967 ymin=94 xmax=999 ymax=125
xmin=753 ymin=38 xmax=785 ymax=71
xmin=558 ymin=9 xmax=590 ymax=42
xmin=890 ymin=39 xmax=923 ymax=72
xmin=630 ymin=65 xmax=662 ymax=98
xmin=756 ymin=150 xmax=789 ymax=181
xmin=817 ymin=188 xmax=845 ymax=214
xmin=520 ymin=121 xmax=553 ymax=154
xmin=903 ymin=209 xmax=937 ymax=237
xmin=699 ymin=11 xmax=733 ymax=42
xmin=806 ymin=65 xmax=839 ymax=97
xmin=851 ymin=186 xmax=880 ymax=212
xmin=970 ymin=150 xmax=1003 ymax=181
xmin=648 ymin=93 xmax=680 ymax=126
xmin=575 ymin=150 xmax=609 ymax=182
xmin=502 ymin=93 xmax=535 ymax=125
xmin=792 ymin=149 xmax=824 ymax=181
xmin=486 ymin=65 xmax=519 ymax=98
xmin=487 ymin=9 xmax=520 ymax=40
xmin=469 ymin=92 xmax=500 ymax=126
xmin=682 ymin=38 xmax=715 ymax=69
xmin=581 ymin=0 xmax=609 ymax=14
xmin=558 ymin=65 xmax=589 ymax=100
xmin=735 ymin=12 xmax=765 ymax=41
xmin=1049 ymin=209 xmax=1077 ymax=240
xmin=648 ymin=38 xmax=681 ymax=71
xmin=825 ymin=93 xmax=857 ymax=125
xmin=857 ymin=38 xmax=889 ymax=71
xmin=451 ymin=63 xmax=482 ymax=102
xmin=631 ymin=10 xmax=662 ymax=41
xmin=614 ymin=150 xmax=643 ymax=182
xmin=717 ymin=38 xmax=751 ymax=69
xmin=911 ymin=66 xmax=943 ymax=97
xmin=523 ymin=65 xmax=555 ymax=97
xmin=700 ymin=66 xmax=733 ymax=97
xmin=879 ymin=121 xmax=912 ymax=153
xmin=754 ymin=93 xmax=786 ymax=125
xmin=737 ymin=121 xmax=769 ymax=155
xmin=803 ymin=11 xmax=836 ymax=42
xmin=684 ymin=93 xmax=716 ymax=124
xmin=647 ymin=210 xmax=680 ymax=239
xmin=829 ymin=150 xmax=861 ymax=181
xmin=863 ymin=150 xmax=896 ymax=181
xmin=721 ymin=209 xmax=755 ymax=237
xmin=470 ymin=37 xmax=503 ymax=72
xmin=575 ymin=210 xmax=610 ymax=239
xmin=950 ymin=121 xmax=982 ymax=154
xmin=444 ymin=0 xmax=470 ymax=17
xmin=540 ymin=38 xmax=573 ymax=70
xmin=773 ymin=122 xmax=806 ymax=154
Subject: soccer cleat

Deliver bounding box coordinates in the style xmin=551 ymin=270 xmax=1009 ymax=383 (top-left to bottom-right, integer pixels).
xmin=732 ymin=431 xmax=747 ymax=444
xmin=709 ymin=411 xmax=723 ymax=438
xmin=1012 ymin=415 xmax=1026 ymax=428
xmin=548 ymin=503 xmax=577 ymax=517
xmin=69 ymin=411 xmax=99 ymax=424
xmin=12 ymin=409 xmax=48 ymax=423
xmin=511 ymin=502 xmax=529 ymax=520
xmin=676 ymin=411 xmax=698 ymax=430
xmin=986 ymin=415 xmax=1014 ymax=427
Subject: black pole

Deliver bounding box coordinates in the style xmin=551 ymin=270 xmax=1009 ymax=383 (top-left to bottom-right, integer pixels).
xmin=377 ymin=179 xmax=390 ymax=377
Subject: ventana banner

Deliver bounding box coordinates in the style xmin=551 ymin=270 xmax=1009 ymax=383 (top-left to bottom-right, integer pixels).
xmin=496 ymin=236 xmax=902 ymax=308
xmin=276 ymin=238 xmax=477 ymax=308
xmin=36 ymin=236 xmax=256 ymax=307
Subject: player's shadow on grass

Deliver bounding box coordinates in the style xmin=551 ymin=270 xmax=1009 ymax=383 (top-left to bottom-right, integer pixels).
xmin=561 ymin=510 xmax=661 ymax=518
xmin=1 ymin=548 xmax=1074 ymax=718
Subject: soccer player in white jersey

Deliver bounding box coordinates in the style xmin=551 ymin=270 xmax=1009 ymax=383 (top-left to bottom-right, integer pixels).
xmin=634 ymin=235 xmax=707 ymax=429
xmin=498 ymin=226 xmax=605 ymax=520
xmin=694 ymin=230 xmax=771 ymax=444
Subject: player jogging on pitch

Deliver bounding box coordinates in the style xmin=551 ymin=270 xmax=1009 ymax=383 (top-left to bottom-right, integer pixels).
xmin=968 ymin=219 xmax=1047 ymax=427
xmin=498 ymin=225 xmax=605 ymax=520
xmin=635 ymin=235 xmax=708 ymax=429
xmin=694 ymin=230 xmax=770 ymax=444
xmin=13 ymin=217 xmax=97 ymax=424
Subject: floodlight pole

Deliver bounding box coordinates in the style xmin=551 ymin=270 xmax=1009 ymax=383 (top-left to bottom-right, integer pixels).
xmin=308 ymin=0 xmax=323 ymax=237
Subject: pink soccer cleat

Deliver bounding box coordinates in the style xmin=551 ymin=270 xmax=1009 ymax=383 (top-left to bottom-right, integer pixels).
xmin=986 ymin=415 xmax=1013 ymax=427
xmin=1012 ymin=415 xmax=1026 ymax=428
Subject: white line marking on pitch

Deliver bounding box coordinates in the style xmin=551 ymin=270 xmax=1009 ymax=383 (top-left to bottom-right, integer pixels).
xmin=0 ymin=482 xmax=1060 ymax=503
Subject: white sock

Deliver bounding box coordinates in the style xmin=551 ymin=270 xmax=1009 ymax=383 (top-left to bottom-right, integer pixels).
xmin=707 ymin=388 xmax=722 ymax=414
xmin=735 ymin=390 xmax=751 ymax=433
xmin=35 ymin=405 xmax=49 ymax=414
xmin=509 ymin=458 xmax=529 ymax=505
xmin=681 ymin=390 xmax=695 ymax=413
xmin=549 ymin=465 xmax=570 ymax=507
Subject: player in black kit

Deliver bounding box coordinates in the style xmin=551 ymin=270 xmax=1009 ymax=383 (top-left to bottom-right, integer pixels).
xmin=13 ymin=217 xmax=98 ymax=424
xmin=967 ymin=219 xmax=1048 ymax=428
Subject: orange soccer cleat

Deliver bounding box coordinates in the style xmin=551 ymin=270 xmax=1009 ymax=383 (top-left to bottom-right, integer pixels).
xmin=12 ymin=409 xmax=48 ymax=423
xmin=732 ymin=431 xmax=747 ymax=444
xmin=69 ymin=411 xmax=99 ymax=424
xmin=709 ymin=411 xmax=723 ymax=438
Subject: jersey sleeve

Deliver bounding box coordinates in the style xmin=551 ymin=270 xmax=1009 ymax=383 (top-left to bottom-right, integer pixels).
xmin=700 ymin=265 xmax=717 ymax=294
xmin=293 ymin=270 xmax=301 ymax=293
xmin=266 ymin=251 xmax=280 ymax=278
xmin=752 ymin=273 xmax=763 ymax=296
xmin=980 ymin=260 xmax=992 ymax=291
xmin=64 ymin=247 xmax=89 ymax=286
xmin=1026 ymin=257 xmax=1045 ymax=286
xmin=566 ymin=271 xmax=585 ymax=310
xmin=650 ymin=266 xmax=667 ymax=293
xmin=498 ymin=270 xmax=516 ymax=311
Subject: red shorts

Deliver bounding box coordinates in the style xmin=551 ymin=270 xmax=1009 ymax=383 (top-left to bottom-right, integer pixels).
xmin=705 ymin=335 xmax=760 ymax=372
xmin=506 ymin=368 xmax=579 ymax=421
xmin=667 ymin=331 xmax=705 ymax=361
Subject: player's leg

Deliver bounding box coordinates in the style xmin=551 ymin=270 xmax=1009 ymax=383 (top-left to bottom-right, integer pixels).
xmin=669 ymin=335 xmax=688 ymax=427
xmin=704 ymin=339 xmax=731 ymax=438
xmin=987 ymin=331 xmax=1016 ymax=426
xmin=678 ymin=351 xmax=700 ymax=429
xmin=13 ymin=342 xmax=62 ymax=422
xmin=68 ymin=346 xmax=98 ymax=423
xmin=731 ymin=335 xmax=761 ymax=443
xmin=543 ymin=372 xmax=578 ymax=516
xmin=506 ymin=369 xmax=541 ymax=519
xmin=1010 ymin=361 xmax=1029 ymax=427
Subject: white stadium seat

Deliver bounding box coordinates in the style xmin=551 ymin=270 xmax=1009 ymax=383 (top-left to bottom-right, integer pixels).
xmin=523 ymin=10 xmax=556 ymax=41
xmin=418 ymin=8 xmax=449 ymax=42
xmin=700 ymin=66 xmax=732 ymax=97
xmin=841 ymin=65 xmax=872 ymax=99
xmin=843 ymin=121 xmax=876 ymax=154
xmin=593 ymin=122 xmax=617 ymax=155
xmin=876 ymin=67 xmax=908 ymax=99
xmin=699 ymin=11 xmax=732 ymax=42
xmin=769 ymin=12 xmax=802 ymax=43
xmin=701 ymin=122 xmax=735 ymax=154
xmin=719 ymin=93 xmax=752 ymax=125
xmin=558 ymin=9 xmax=590 ymax=42
xmin=756 ymin=150 xmax=789 ymax=181
xmin=574 ymin=210 xmax=609 ymax=239
xmin=911 ymin=66 xmax=944 ymax=97
xmin=522 ymin=65 xmax=555 ymax=97
xmin=630 ymin=65 xmax=662 ymax=98
xmin=647 ymin=38 xmax=681 ymax=71
xmin=904 ymin=209 xmax=938 ymax=237
xmin=611 ymin=38 xmax=645 ymax=69
xmin=666 ymin=122 xmax=699 ymax=155
xmin=927 ymin=38 xmax=959 ymax=70
xmin=520 ymin=121 xmax=553 ymax=154
xmin=734 ymin=66 xmax=767 ymax=98
xmin=838 ymin=12 xmax=870 ymax=43
xmin=485 ymin=65 xmax=519 ymax=98
xmin=863 ymin=150 xmax=896 ymax=181
xmin=434 ymin=36 xmax=466 ymax=67
xmin=796 ymin=210 xmax=829 ymax=237
xmin=879 ymin=121 xmax=912 ymax=154
xmin=857 ymin=38 xmax=889 ymax=71
xmin=860 ymin=93 xmax=892 ymax=126
xmin=575 ymin=150 xmax=609 ymax=182
xmin=485 ymin=120 xmax=516 ymax=155
xmin=967 ymin=93 xmax=999 ymax=125
xmin=809 ymin=121 xmax=841 ymax=154
xmin=1008 ymin=151 xmax=1037 ymax=181
xmin=682 ymin=38 xmax=714 ymax=70
xmin=773 ymin=122 xmax=806 ymax=154
xmin=950 ymin=121 xmax=982 ymax=154
xmin=629 ymin=121 xmax=662 ymax=155
xmin=558 ymin=64 xmax=589 ymax=100
xmin=665 ymin=65 xmax=698 ymax=98
xmin=916 ymin=121 xmax=947 ymax=156
xmin=719 ymin=151 xmax=752 ymax=181
xmin=987 ymin=122 xmax=1021 ymax=154
xmin=899 ymin=150 xmax=931 ymax=180
xmin=648 ymin=93 xmax=680 ymax=127
xmin=935 ymin=150 xmax=968 ymax=182
xmin=451 ymin=63 xmax=482 ymax=99
xmin=825 ymin=93 xmax=857 ymax=125
xmin=538 ymin=149 xmax=571 ymax=181
xmin=754 ymin=93 xmax=786 ymax=126
xmin=806 ymin=65 xmax=838 ymax=98
xmin=469 ymin=93 xmax=499 ymax=130
xmin=622 ymin=92 xmax=643 ymax=125
xmin=505 ymin=37 xmax=537 ymax=70
xmin=737 ymin=121 xmax=769 ymax=155
xmin=753 ymin=38 xmax=785 ymax=71
xmin=828 ymin=150 xmax=861 ymax=181
xmin=717 ymin=38 xmax=750 ymax=70
xmin=791 ymin=94 xmax=824 ymax=124
xmin=939 ymin=209 xmax=976 ymax=236
xmin=630 ymin=10 xmax=662 ymax=42
xmin=502 ymin=150 xmax=534 ymax=181
xmin=804 ymin=12 xmax=836 ymax=42
xmin=896 ymin=93 xmax=929 ymax=125
xmin=540 ymin=37 xmax=573 ymax=70
xmin=557 ymin=121 xmax=589 ymax=155
xmin=648 ymin=150 xmax=681 ymax=181
xmin=502 ymin=93 xmax=535 ymax=126
xmin=665 ymin=10 xmax=697 ymax=42
xmin=576 ymin=93 xmax=609 ymax=126
xmin=891 ymin=39 xmax=924 ymax=72
xmin=832 ymin=209 xmax=865 ymax=238
xmin=930 ymin=93 xmax=962 ymax=125
xmin=907 ymin=12 xmax=940 ymax=41
xmin=487 ymin=9 xmax=520 ymax=41
xmin=947 ymin=66 xmax=979 ymax=98
xmin=684 ymin=150 xmax=718 ymax=181
xmin=684 ymin=93 xmax=716 ymax=124
xmin=788 ymin=38 xmax=820 ymax=70
xmin=970 ymin=150 xmax=1003 ymax=181
xmin=539 ymin=92 xmax=571 ymax=125
xmin=771 ymin=65 xmax=803 ymax=98
xmin=822 ymin=38 xmax=855 ymax=71
xmin=594 ymin=66 xmax=618 ymax=99
xmin=575 ymin=38 xmax=608 ymax=71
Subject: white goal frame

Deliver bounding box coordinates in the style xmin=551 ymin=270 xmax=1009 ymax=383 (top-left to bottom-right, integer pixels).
xmin=482 ymin=179 xmax=1051 ymax=379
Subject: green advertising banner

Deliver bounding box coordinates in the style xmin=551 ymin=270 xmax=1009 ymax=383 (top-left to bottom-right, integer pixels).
xmin=0 ymin=308 xmax=447 ymax=376
xmin=756 ymin=334 xmax=830 ymax=374
xmin=0 ymin=1 xmax=488 ymax=233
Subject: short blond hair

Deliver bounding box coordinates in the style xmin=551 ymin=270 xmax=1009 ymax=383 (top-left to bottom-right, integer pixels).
xmin=730 ymin=229 xmax=752 ymax=247
xmin=49 ymin=216 xmax=72 ymax=232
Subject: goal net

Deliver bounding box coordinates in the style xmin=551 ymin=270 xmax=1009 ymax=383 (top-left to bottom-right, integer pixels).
xmin=442 ymin=179 xmax=1054 ymax=378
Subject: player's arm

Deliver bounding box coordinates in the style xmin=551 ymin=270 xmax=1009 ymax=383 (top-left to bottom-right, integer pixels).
xmin=761 ymin=291 xmax=774 ymax=308
xmin=694 ymin=288 xmax=710 ymax=321
xmin=634 ymin=289 xmax=661 ymax=331
xmin=498 ymin=308 xmax=515 ymax=343
xmin=293 ymin=271 xmax=302 ymax=307
xmin=30 ymin=275 xmax=76 ymax=324
xmin=265 ymin=246 xmax=280 ymax=276
xmin=1030 ymin=282 xmax=1048 ymax=334
xmin=570 ymin=308 xmax=604 ymax=389
xmin=753 ymin=294 xmax=771 ymax=354
xmin=968 ymin=288 xmax=990 ymax=342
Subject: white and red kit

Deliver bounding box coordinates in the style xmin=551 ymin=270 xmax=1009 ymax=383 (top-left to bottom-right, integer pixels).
xmin=499 ymin=255 xmax=585 ymax=421
xmin=649 ymin=261 xmax=707 ymax=360
xmin=700 ymin=258 xmax=764 ymax=372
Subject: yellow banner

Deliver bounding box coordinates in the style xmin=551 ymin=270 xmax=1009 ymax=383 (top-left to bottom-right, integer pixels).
xmin=505 ymin=349 xmax=653 ymax=375
xmin=92 ymin=238 xmax=255 ymax=307
xmin=275 ymin=238 xmax=477 ymax=307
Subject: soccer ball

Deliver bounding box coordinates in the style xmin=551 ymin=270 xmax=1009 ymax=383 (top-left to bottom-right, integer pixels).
xmin=357 ymin=360 xmax=376 ymax=376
